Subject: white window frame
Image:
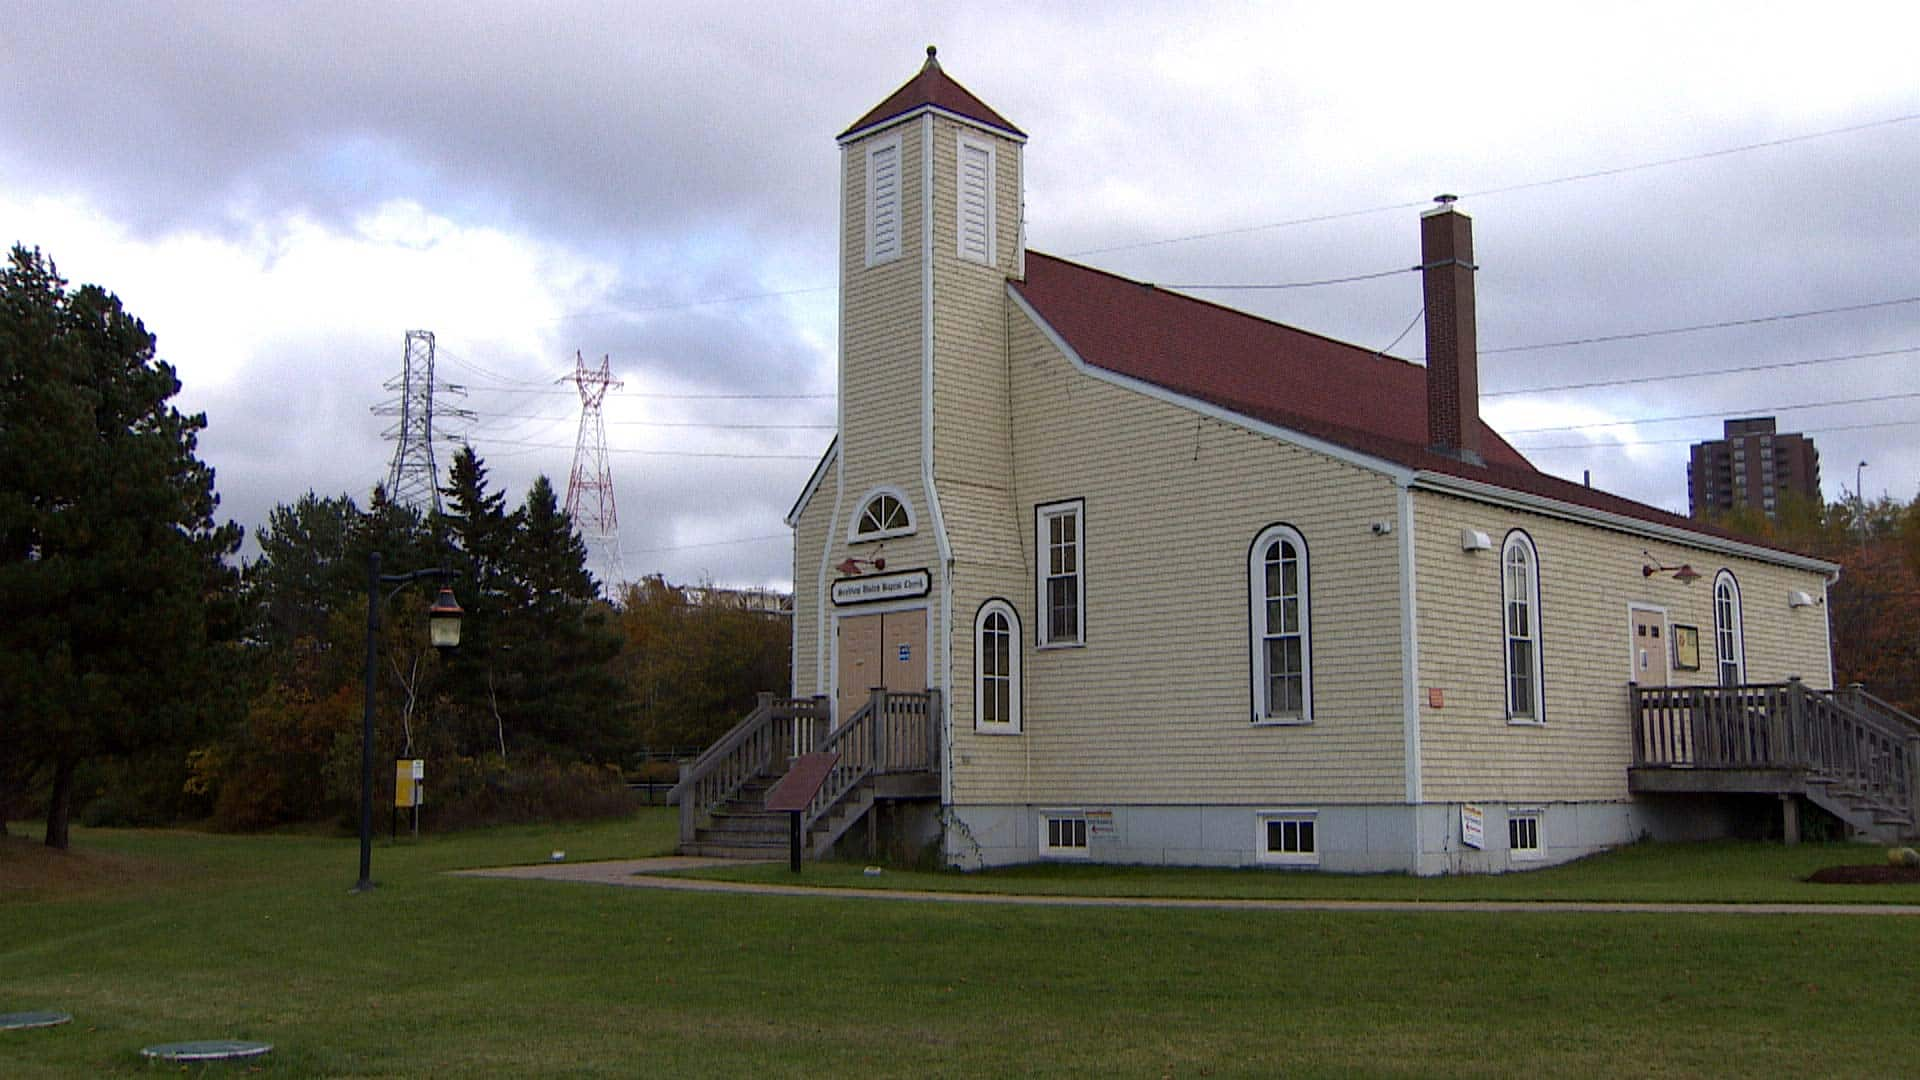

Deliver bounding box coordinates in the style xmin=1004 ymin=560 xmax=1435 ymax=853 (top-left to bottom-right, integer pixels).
xmin=1508 ymin=808 xmax=1544 ymax=861
xmin=1248 ymin=523 xmax=1312 ymax=725
xmin=847 ymin=486 xmax=916 ymax=543
xmin=1038 ymin=811 xmax=1089 ymax=858
xmin=1035 ymin=500 xmax=1085 ymax=648
xmin=1256 ymin=810 xmax=1320 ymax=867
xmin=973 ymin=599 xmax=1021 ymax=733
xmin=864 ymin=133 xmax=903 ymax=268
xmin=1501 ymin=530 xmax=1545 ymax=724
xmin=1714 ymin=570 xmax=1745 ymax=687
xmin=955 ymin=134 xmax=997 ymax=266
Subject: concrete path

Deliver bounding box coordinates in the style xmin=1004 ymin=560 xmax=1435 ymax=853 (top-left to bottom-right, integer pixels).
xmin=452 ymin=858 xmax=1920 ymax=916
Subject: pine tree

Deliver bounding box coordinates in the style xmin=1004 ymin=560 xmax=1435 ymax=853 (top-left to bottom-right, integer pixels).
xmin=0 ymin=246 xmax=243 ymax=848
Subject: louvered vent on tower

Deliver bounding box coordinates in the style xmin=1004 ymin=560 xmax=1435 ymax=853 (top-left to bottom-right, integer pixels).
xmin=957 ymin=136 xmax=996 ymax=266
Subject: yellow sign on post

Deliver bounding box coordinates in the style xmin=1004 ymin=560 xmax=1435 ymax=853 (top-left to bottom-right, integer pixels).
xmin=394 ymin=759 xmax=425 ymax=808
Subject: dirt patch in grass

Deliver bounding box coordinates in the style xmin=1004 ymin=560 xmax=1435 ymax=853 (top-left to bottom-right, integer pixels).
xmin=1806 ymin=864 xmax=1920 ymax=885
xmin=0 ymin=833 xmax=184 ymax=899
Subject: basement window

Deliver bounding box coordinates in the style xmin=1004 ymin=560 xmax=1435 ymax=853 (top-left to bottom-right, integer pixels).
xmin=1257 ymin=811 xmax=1319 ymax=866
xmin=1508 ymin=809 xmax=1543 ymax=861
xmin=1040 ymin=812 xmax=1089 ymax=858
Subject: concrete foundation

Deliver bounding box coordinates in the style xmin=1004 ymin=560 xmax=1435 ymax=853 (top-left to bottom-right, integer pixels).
xmin=943 ymin=794 xmax=1761 ymax=875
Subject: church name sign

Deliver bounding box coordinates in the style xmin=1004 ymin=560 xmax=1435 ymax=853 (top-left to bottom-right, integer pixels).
xmin=831 ymin=569 xmax=931 ymax=606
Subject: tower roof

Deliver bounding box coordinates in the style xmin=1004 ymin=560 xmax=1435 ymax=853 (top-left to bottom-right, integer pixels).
xmin=840 ymin=47 xmax=1025 ymax=142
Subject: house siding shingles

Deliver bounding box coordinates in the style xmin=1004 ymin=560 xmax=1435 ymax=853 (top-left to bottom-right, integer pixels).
xmin=1412 ymin=489 xmax=1834 ymax=804
xmin=947 ymin=305 xmax=1409 ymax=807
xmin=790 ymin=461 xmax=836 ymax=695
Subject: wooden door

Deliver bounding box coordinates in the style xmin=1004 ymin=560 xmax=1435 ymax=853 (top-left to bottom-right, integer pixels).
xmin=1631 ymin=607 xmax=1670 ymax=687
xmin=836 ymin=609 xmax=928 ymax=723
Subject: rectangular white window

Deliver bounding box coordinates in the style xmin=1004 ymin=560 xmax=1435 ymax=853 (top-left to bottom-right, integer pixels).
xmin=1040 ymin=813 xmax=1089 ymax=857
xmin=1508 ymin=810 xmax=1543 ymax=860
xmin=865 ymin=136 xmax=902 ymax=267
xmin=1036 ymin=501 xmax=1084 ymax=647
xmin=1257 ymin=812 xmax=1319 ymax=866
xmin=956 ymin=136 xmax=996 ymax=266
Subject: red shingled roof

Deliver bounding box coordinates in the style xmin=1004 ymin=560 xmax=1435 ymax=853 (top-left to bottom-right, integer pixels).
xmin=841 ymin=49 xmax=1024 ymax=141
xmin=1012 ymin=251 xmax=1811 ymax=556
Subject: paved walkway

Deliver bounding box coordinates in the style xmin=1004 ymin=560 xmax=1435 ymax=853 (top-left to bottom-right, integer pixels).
xmin=452 ymin=858 xmax=1920 ymax=916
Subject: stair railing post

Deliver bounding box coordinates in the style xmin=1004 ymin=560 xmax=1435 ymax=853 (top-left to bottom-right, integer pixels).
xmin=870 ymin=687 xmax=887 ymax=771
xmin=1908 ymin=734 xmax=1920 ymax=836
xmin=1788 ymin=678 xmax=1808 ymax=770
xmin=678 ymin=761 xmax=693 ymax=847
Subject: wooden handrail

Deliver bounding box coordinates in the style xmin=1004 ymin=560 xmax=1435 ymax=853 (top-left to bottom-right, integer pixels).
xmin=801 ymin=689 xmax=942 ymax=847
xmin=672 ymin=693 xmax=830 ymax=845
xmin=1632 ymin=681 xmax=1914 ymax=821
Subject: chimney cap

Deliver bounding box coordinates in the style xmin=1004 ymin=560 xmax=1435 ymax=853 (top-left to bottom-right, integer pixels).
xmin=1434 ymin=193 xmax=1458 ymax=205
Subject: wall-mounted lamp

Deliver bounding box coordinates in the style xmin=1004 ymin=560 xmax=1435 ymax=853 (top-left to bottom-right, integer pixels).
xmin=1461 ymin=529 xmax=1493 ymax=552
xmin=1788 ymin=590 xmax=1822 ymax=609
xmin=1641 ymin=550 xmax=1701 ymax=584
xmin=835 ymin=554 xmax=887 ymax=577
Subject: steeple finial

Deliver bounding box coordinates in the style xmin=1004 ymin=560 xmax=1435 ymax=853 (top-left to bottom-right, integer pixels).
xmin=923 ymin=45 xmax=940 ymax=71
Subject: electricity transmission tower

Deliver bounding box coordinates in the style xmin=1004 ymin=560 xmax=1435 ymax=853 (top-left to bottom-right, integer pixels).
xmin=561 ymin=351 xmax=625 ymax=584
xmin=372 ymin=330 xmax=470 ymax=514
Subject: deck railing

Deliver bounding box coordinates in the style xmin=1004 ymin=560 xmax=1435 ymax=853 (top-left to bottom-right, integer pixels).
xmin=1632 ymin=680 xmax=1919 ymax=822
xmin=671 ymin=693 xmax=830 ymax=844
xmin=802 ymin=689 xmax=941 ymax=840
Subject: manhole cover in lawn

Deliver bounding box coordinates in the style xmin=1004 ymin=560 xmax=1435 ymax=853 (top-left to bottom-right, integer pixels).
xmin=0 ymin=1011 xmax=72 ymax=1031
xmin=140 ymin=1039 xmax=273 ymax=1062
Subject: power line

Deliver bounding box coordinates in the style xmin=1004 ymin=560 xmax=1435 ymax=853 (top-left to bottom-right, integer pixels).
xmin=1158 ymin=266 xmax=1415 ymax=291
xmin=1514 ymin=417 xmax=1920 ymax=452
xmin=627 ymin=533 xmax=789 ymax=555
xmin=1071 ymin=110 xmax=1920 ymax=258
xmin=1481 ymin=295 xmax=1920 ymax=356
xmin=466 ymin=435 xmax=821 ymax=461
xmin=1485 ymin=345 xmax=1920 ymax=397
xmin=1500 ymin=390 xmax=1920 ymax=436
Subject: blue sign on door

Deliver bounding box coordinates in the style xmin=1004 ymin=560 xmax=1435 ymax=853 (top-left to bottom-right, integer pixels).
xmin=897 ymin=644 xmax=911 ymax=662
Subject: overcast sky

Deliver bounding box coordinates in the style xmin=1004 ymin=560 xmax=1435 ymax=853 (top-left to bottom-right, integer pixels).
xmin=5 ymin=2 xmax=1916 ymax=590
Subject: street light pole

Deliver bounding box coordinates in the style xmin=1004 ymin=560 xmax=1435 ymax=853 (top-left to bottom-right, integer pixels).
xmin=355 ymin=552 xmax=462 ymax=894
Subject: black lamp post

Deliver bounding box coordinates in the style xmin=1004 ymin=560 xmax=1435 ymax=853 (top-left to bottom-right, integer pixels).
xmin=355 ymin=551 xmax=463 ymax=894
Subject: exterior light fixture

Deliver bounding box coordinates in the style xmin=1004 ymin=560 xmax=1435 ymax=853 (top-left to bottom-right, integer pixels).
xmin=428 ymin=587 xmax=464 ymax=649
xmin=1641 ymin=552 xmax=1701 ymax=584
xmin=356 ymin=554 xmax=462 ymax=894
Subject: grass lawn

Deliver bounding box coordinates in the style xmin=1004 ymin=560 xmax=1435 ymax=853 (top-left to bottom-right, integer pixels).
xmin=3 ymin=812 xmax=1918 ymax=1077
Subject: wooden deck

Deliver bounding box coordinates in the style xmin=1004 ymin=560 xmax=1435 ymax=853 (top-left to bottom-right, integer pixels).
xmin=1631 ymin=680 xmax=1920 ymax=840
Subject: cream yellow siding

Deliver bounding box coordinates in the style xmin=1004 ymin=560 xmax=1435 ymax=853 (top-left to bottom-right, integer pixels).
xmin=943 ymin=303 xmax=1410 ymax=807
xmin=789 ymin=456 xmax=837 ymax=696
xmin=1412 ymin=488 xmax=1834 ymax=803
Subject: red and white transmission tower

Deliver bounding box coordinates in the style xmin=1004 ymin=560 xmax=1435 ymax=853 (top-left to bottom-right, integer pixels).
xmin=560 ymin=351 xmax=625 ymax=584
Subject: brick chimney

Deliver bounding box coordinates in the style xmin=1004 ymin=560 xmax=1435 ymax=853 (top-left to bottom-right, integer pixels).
xmin=1422 ymin=198 xmax=1482 ymax=465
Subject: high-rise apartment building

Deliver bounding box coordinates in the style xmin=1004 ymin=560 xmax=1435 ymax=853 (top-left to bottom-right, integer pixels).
xmin=1687 ymin=417 xmax=1820 ymax=519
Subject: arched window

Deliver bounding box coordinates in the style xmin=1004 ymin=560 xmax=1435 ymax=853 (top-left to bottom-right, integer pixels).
xmin=1502 ymin=531 xmax=1544 ymax=722
xmin=848 ymin=488 xmax=915 ymax=542
xmin=1714 ymin=570 xmax=1745 ymax=687
xmin=974 ymin=599 xmax=1021 ymax=731
xmin=1249 ymin=524 xmax=1311 ymax=723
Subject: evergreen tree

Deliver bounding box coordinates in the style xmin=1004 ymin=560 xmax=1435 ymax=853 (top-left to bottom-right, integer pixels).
xmin=0 ymin=247 xmax=242 ymax=847
xmin=245 ymin=490 xmax=362 ymax=648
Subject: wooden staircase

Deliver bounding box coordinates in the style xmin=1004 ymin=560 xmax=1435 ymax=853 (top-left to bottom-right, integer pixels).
xmin=1632 ymin=680 xmax=1920 ymax=842
xmin=673 ymin=690 xmax=940 ymax=861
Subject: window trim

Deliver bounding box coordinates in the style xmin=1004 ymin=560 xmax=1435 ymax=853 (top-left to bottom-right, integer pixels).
xmin=1508 ymin=807 xmax=1544 ymax=861
xmin=846 ymin=485 xmax=916 ymax=544
xmin=1034 ymin=499 xmax=1086 ymax=648
xmin=955 ymin=134 xmax=997 ymax=266
xmin=1038 ymin=811 xmax=1090 ymax=858
xmin=1713 ymin=570 xmax=1746 ymax=687
xmin=973 ymin=599 xmax=1022 ymax=733
xmin=1256 ymin=809 xmax=1320 ymax=867
xmin=1247 ymin=523 xmax=1313 ymax=725
xmin=1501 ymin=529 xmax=1545 ymax=724
xmin=864 ymin=133 xmax=903 ymax=268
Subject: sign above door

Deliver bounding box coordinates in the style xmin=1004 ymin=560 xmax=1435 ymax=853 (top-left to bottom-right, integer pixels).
xmin=831 ymin=568 xmax=931 ymax=606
